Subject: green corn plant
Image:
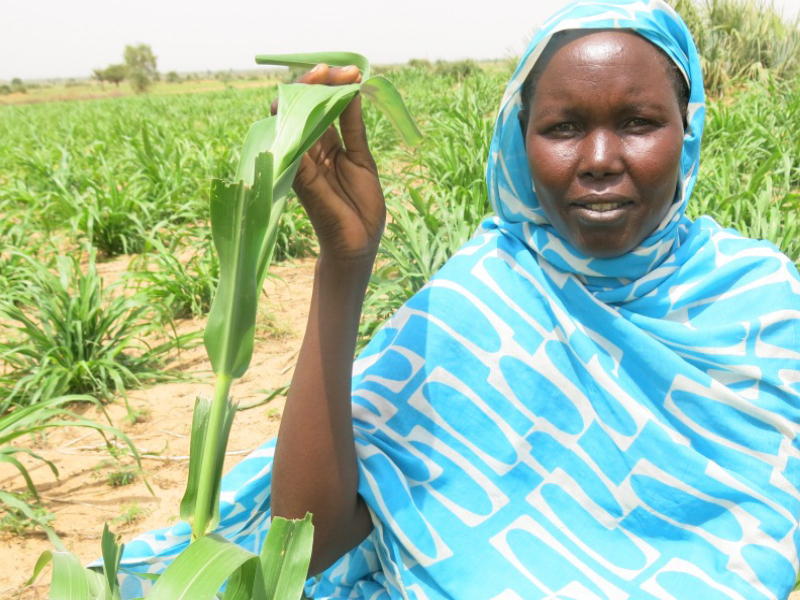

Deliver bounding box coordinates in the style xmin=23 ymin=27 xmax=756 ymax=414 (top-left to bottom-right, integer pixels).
xmin=31 ymin=51 xmax=419 ymax=600
xmin=183 ymin=50 xmax=421 ymax=543
xmin=28 ymin=523 xmax=128 ymax=600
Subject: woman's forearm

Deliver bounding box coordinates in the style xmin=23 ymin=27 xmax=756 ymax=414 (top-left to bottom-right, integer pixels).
xmin=271 ymin=254 xmax=374 ymax=575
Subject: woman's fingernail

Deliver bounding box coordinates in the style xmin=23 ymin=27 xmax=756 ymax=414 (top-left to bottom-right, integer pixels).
xmin=311 ymin=64 xmax=321 ymax=73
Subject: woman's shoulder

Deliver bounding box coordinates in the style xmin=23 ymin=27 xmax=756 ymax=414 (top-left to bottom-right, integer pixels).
xmin=687 ymin=215 xmax=798 ymax=271
xmin=680 ymin=215 xmax=800 ymax=305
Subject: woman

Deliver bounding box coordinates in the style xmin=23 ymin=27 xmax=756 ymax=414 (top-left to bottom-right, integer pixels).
xmin=118 ymin=0 xmax=800 ymax=597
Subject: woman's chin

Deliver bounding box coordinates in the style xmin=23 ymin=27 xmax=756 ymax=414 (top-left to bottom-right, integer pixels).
xmin=573 ymin=237 xmax=637 ymax=259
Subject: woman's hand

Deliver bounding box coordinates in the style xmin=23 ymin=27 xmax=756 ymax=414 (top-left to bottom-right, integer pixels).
xmin=274 ymin=64 xmax=386 ymax=265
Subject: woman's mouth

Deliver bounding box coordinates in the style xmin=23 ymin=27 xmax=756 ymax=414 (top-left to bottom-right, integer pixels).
xmin=570 ymin=199 xmax=634 ymax=224
xmin=583 ymin=202 xmax=628 ymax=211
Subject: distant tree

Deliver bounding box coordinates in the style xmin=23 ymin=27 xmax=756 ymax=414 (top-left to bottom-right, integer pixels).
xmin=10 ymin=77 xmax=26 ymax=93
xmin=124 ymin=44 xmax=158 ymax=93
xmin=92 ymin=68 xmax=106 ymax=89
xmin=104 ymin=64 xmax=126 ymax=88
xmin=0 ymin=84 xmax=12 ymax=95
xmin=408 ymin=58 xmax=432 ymax=69
xmin=165 ymin=71 xmax=180 ymax=84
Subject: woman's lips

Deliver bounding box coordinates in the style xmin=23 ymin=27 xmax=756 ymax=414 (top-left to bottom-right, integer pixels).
xmin=569 ymin=198 xmax=635 ymax=224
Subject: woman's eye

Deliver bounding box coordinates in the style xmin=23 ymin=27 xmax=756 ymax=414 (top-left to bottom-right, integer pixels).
xmin=625 ymin=118 xmax=655 ymax=130
xmin=549 ymin=123 xmax=578 ymax=136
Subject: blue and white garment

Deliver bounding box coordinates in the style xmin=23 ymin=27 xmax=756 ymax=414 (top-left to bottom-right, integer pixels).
xmin=114 ymin=0 xmax=800 ymax=597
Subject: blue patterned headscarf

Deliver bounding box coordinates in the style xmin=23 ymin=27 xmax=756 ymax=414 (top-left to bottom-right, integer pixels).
xmin=111 ymin=1 xmax=800 ymax=598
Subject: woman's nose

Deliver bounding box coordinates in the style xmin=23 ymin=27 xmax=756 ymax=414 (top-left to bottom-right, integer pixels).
xmin=579 ymin=129 xmax=624 ymax=180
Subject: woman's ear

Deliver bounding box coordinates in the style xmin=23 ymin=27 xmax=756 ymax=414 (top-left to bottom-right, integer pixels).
xmin=518 ymin=109 xmax=528 ymax=145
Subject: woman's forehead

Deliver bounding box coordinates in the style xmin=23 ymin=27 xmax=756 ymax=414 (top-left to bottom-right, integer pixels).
xmin=535 ymin=31 xmax=674 ymax=88
xmin=536 ymin=30 xmax=674 ymax=80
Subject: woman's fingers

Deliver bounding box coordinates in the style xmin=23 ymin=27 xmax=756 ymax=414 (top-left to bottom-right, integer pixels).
xmin=326 ymin=65 xmax=362 ymax=85
xmin=339 ymin=94 xmax=371 ymax=159
xmin=297 ymin=64 xmax=361 ymax=86
xmin=296 ymin=63 xmax=329 ymax=85
xmin=308 ymin=126 xmax=343 ymax=164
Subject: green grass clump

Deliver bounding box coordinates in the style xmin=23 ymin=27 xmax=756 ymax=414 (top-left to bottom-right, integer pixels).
xmin=670 ymin=0 xmax=800 ymax=95
xmin=131 ymin=233 xmax=220 ymax=321
xmin=111 ymin=503 xmax=151 ymax=527
xmin=690 ymin=77 xmax=800 ymax=265
xmin=0 ymin=249 xmax=193 ymax=412
xmin=107 ymin=469 xmax=137 ymax=487
xmin=0 ymin=493 xmax=54 ymax=536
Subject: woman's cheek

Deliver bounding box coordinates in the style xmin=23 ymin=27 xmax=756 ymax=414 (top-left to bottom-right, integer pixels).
xmin=529 ymin=141 xmax=574 ymax=194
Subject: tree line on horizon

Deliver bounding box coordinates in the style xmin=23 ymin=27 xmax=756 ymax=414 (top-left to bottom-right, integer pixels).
xmin=93 ymin=44 xmax=159 ymax=93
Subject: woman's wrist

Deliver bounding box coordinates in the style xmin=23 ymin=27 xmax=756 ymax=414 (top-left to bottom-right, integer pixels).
xmin=315 ymin=251 xmax=377 ymax=284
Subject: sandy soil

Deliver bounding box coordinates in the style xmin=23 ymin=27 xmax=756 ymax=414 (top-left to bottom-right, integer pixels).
xmin=0 ymin=256 xmax=316 ymax=599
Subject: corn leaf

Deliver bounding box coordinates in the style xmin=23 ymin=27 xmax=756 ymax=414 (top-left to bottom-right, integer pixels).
xmin=222 ymin=558 xmax=267 ymax=600
xmin=361 ymin=75 xmax=423 ymax=146
xmin=145 ymin=534 xmax=261 ymax=600
xmin=101 ymin=523 xmax=124 ymax=600
xmin=179 ymin=395 xmax=211 ymax=524
xmin=235 ymin=119 xmax=276 ymax=187
xmin=260 ymin=514 xmax=314 ymax=600
xmin=27 ymin=548 xmax=105 ymax=598
xmin=204 ymin=151 xmax=273 ymax=378
xmin=272 ymin=82 xmax=360 ymax=176
xmin=179 ymin=395 xmax=235 ymax=535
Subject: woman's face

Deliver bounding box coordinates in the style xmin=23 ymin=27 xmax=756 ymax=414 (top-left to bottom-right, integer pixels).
xmin=524 ymin=31 xmax=685 ymax=258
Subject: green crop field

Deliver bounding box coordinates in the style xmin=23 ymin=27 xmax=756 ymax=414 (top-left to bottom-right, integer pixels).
xmin=1 ymin=0 xmax=800 ymax=596
xmin=2 ymin=60 xmax=798 ymax=360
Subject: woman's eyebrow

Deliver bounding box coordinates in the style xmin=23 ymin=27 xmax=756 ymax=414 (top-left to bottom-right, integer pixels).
xmin=530 ymin=106 xmax=576 ymax=119
xmin=617 ymin=100 xmax=672 ymax=113
xmin=532 ymin=101 xmax=672 ymax=119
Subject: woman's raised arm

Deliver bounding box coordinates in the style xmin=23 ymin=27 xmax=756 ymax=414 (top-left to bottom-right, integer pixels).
xmin=270 ymin=64 xmax=381 ymax=575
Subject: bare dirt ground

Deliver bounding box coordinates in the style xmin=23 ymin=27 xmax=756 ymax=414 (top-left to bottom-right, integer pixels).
xmin=0 ymin=256 xmax=316 ymax=599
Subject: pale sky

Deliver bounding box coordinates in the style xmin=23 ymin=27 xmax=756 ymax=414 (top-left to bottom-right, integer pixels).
xmin=2 ymin=0 xmax=799 ymax=82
